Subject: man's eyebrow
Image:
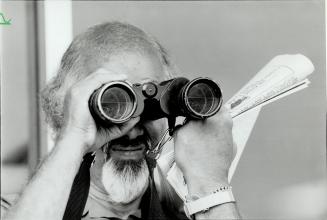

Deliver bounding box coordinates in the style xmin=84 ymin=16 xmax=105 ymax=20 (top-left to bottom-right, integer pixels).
xmin=140 ymin=78 xmax=159 ymax=84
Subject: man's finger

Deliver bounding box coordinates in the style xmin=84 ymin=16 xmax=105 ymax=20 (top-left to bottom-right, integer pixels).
xmin=95 ymin=117 xmax=140 ymax=148
xmin=118 ymin=117 xmax=141 ymax=134
xmin=72 ymin=68 xmax=127 ymax=98
xmin=87 ymin=68 xmax=127 ymax=82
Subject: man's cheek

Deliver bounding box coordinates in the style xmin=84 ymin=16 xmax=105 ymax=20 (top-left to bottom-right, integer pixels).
xmin=143 ymin=119 xmax=167 ymax=144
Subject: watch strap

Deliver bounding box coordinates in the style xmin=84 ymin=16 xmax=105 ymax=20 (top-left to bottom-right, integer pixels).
xmin=184 ymin=189 xmax=235 ymax=216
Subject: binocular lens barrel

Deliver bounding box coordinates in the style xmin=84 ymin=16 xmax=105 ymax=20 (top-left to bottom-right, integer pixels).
xmin=183 ymin=78 xmax=222 ymax=118
xmin=92 ymin=82 xmax=137 ymax=123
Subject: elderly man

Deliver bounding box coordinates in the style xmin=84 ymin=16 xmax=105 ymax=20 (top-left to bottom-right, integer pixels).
xmin=3 ymin=22 xmax=241 ymax=220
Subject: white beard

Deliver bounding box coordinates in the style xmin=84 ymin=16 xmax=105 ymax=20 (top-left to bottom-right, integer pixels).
xmin=101 ymin=158 xmax=149 ymax=204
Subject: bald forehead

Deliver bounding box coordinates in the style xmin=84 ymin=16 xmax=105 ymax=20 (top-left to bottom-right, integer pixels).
xmin=100 ymin=50 xmax=167 ymax=84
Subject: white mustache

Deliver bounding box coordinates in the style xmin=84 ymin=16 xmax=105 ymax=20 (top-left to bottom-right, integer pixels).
xmin=102 ymin=135 xmax=151 ymax=155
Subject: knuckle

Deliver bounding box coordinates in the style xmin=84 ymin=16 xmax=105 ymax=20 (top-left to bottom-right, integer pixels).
xmin=224 ymin=113 xmax=233 ymax=128
xmin=95 ymin=71 xmax=111 ymax=80
xmin=91 ymin=69 xmax=108 ymax=77
xmin=91 ymin=68 xmax=125 ymax=81
xmin=211 ymin=110 xmax=233 ymax=128
xmin=219 ymin=107 xmax=233 ymax=127
xmin=69 ymin=86 xmax=81 ymax=98
xmin=220 ymin=105 xmax=229 ymax=113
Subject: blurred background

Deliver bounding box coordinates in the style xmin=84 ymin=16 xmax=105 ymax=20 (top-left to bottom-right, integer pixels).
xmin=1 ymin=0 xmax=326 ymax=219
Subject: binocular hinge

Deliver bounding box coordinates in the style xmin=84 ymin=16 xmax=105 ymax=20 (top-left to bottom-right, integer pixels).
xmin=147 ymin=127 xmax=173 ymax=160
xmin=168 ymin=117 xmax=176 ymax=136
xmin=146 ymin=117 xmax=177 ymax=160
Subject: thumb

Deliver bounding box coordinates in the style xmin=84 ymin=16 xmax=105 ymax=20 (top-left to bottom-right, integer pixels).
xmin=117 ymin=117 xmax=141 ymax=134
xmin=94 ymin=117 xmax=141 ymax=149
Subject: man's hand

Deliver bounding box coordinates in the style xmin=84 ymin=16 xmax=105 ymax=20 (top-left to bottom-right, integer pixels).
xmin=3 ymin=69 xmax=143 ymax=220
xmin=173 ymin=106 xmax=241 ymax=219
xmin=174 ymin=106 xmax=234 ymax=193
xmin=60 ymin=68 xmax=140 ymax=153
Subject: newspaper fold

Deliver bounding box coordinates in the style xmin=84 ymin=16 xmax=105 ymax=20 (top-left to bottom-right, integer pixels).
xmin=161 ymin=54 xmax=315 ymax=201
xmin=227 ymin=54 xmax=314 ymax=118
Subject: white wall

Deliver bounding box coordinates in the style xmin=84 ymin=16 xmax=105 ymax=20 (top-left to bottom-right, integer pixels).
xmin=1 ymin=1 xmax=29 ymax=194
xmin=1 ymin=1 xmax=29 ymax=162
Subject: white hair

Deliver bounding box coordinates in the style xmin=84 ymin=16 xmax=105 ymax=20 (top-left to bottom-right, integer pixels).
xmin=101 ymin=158 xmax=149 ymax=204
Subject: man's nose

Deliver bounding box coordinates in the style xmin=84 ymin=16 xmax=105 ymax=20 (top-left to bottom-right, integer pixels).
xmin=125 ymin=125 xmax=144 ymax=140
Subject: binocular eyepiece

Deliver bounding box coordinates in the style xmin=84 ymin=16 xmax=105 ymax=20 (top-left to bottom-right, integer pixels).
xmin=89 ymin=77 xmax=223 ymax=127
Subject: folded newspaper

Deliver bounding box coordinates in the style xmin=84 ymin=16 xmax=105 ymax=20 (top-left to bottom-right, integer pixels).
xmin=158 ymin=54 xmax=315 ymax=200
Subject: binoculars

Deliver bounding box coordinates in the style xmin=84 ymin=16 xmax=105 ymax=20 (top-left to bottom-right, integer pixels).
xmin=89 ymin=77 xmax=223 ymax=131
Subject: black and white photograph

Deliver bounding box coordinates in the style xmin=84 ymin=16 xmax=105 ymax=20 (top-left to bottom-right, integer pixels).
xmin=1 ymin=1 xmax=326 ymax=219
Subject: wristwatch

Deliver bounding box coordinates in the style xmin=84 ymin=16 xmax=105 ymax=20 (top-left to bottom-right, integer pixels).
xmin=183 ymin=186 xmax=235 ymax=219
